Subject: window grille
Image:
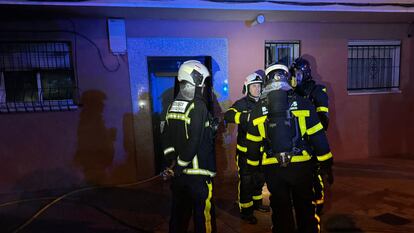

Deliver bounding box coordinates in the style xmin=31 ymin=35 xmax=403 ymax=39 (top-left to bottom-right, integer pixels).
xmin=265 ymin=41 xmax=300 ymax=68
xmin=348 ymin=40 xmax=401 ymax=93
xmin=0 ymin=41 xmax=79 ymax=112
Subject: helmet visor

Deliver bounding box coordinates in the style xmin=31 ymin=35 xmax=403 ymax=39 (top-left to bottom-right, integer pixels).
xmin=295 ymin=69 xmax=304 ymax=85
xmin=190 ymin=69 xmax=205 ymax=87
xmin=246 ymin=74 xmax=262 ymax=85
xmin=269 ymin=69 xmax=289 ymax=82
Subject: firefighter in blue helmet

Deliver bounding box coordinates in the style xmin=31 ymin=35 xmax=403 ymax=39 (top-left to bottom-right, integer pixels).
xmin=161 ymin=60 xmax=217 ymax=233
xmin=290 ymin=57 xmax=332 ymax=215
xmin=291 ymin=57 xmax=329 ymax=129
xmin=245 ymin=63 xmax=333 ymax=233
xmin=224 ymin=72 xmax=270 ymax=224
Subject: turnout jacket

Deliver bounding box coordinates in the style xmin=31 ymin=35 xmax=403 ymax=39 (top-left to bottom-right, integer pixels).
xmin=295 ymin=80 xmax=329 ymax=129
xmin=162 ymin=96 xmax=216 ymax=177
xmin=224 ymin=96 xmax=258 ymax=156
xmin=245 ymin=91 xmax=333 ymax=168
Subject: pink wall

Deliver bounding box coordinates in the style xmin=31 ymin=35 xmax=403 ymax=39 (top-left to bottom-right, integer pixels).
xmin=0 ymin=17 xmax=412 ymax=195
xmin=0 ymin=19 xmax=136 ymax=195
xmin=127 ymin=19 xmax=413 ymax=160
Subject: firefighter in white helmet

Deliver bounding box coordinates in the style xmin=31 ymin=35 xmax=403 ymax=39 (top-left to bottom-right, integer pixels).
xmin=161 ymin=60 xmax=217 ymax=233
xmin=224 ymin=72 xmax=270 ymax=224
xmin=245 ymin=63 xmax=333 ymax=232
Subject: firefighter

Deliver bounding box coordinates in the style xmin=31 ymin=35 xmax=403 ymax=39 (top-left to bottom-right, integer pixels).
xmin=245 ymin=63 xmax=333 ymax=233
xmin=224 ymin=72 xmax=269 ymax=224
xmin=291 ymin=57 xmax=329 ymax=129
xmin=290 ymin=57 xmax=332 ymax=215
xmin=161 ymin=60 xmax=217 ymax=233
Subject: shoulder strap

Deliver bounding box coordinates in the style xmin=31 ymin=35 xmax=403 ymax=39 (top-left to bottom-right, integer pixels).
xmin=288 ymin=94 xmax=301 ymax=151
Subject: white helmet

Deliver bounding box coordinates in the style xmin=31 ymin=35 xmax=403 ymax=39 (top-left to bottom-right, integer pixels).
xmin=265 ymin=64 xmax=290 ymax=84
xmin=242 ymin=72 xmax=263 ymax=95
xmin=177 ymin=60 xmax=210 ymax=87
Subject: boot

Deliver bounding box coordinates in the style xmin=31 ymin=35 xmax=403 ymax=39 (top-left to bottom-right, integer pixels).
xmin=241 ymin=214 xmax=258 ymax=224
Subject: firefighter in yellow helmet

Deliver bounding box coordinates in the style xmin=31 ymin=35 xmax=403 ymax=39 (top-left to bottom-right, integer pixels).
xmin=245 ymin=63 xmax=333 ymax=233
xmin=224 ymin=72 xmax=269 ymax=225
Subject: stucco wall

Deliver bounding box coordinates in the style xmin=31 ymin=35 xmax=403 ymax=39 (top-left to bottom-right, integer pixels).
xmin=0 ymin=19 xmax=136 ymax=195
xmin=126 ymin=19 xmax=413 ymax=160
xmin=0 ymin=17 xmax=412 ymax=195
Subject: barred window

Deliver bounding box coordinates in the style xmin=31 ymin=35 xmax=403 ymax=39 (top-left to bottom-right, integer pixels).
xmin=0 ymin=42 xmax=78 ymax=112
xmin=347 ymin=40 xmax=401 ymax=94
xmin=265 ymin=41 xmax=300 ymax=68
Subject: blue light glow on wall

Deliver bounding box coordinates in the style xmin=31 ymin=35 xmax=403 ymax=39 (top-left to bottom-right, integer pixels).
xmin=127 ymin=37 xmax=229 ymax=115
xmin=150 ymin=73 xmax=175 ymax=114
xmin=223 ymin=79 xmax=229 ymax=93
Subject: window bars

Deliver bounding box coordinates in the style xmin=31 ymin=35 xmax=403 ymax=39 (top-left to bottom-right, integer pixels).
xmin=265 ymin=41 xmax=300 ymax=68
xmin=347 ymin=40 xmax=401 ymax=92
xmin=0 ymin=42 xmax=79 ymax=113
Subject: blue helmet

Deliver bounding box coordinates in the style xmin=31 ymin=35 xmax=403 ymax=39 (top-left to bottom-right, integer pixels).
xmin=291 ymin=57 xmax=312 ymax=84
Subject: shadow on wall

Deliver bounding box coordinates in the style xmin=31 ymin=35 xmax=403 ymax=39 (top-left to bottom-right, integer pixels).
xmin=74 ymin=90 xmax=116 ymax=185
xmin=109 ymin=112 xmax=139 ymax=184
xmin=212 ymin=91 xmax=228 ymax=176
xmin=156 ymin=86 xmax=175 ymax=173
xmin=7 ymin=89 xmax=139 ymax=201
xmin=207 ymin=59 xmax=229 ymax=176
xmin=301 ymin=54 xmax=344 ymax=157
xmin=13 ymin=90 xmax=140 ymax=196
xmin=209 ymin=59 xmax=231 ymax=176
xmin=131 ymin=92 xmax=156 ymax=178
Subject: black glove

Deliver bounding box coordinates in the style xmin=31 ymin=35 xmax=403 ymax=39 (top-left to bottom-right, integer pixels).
xmin=173 ymin=165 xmax=185 ymax=177
xmin=317 ymin=112 xmax=330 ymax=130
xmin=164 ymin=155 xmax=176 ymax=168
xmin=320 ymin=164 xmax=334 ymax=185
xmin=209 ymin=117 xmax=220 ymax=138
xmin=161 ymin=160 xmax=176 ymax=180
xmin=161 ymin=167 xmax=174 ymax=180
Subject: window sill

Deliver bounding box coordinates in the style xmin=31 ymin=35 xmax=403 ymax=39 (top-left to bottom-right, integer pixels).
xmin=0 ymin=100 xmax=78 ymax=113
xmin=347 ymin=88 xmax=401 ymax=96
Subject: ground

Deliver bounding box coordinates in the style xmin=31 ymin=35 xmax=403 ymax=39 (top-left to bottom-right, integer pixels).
xmin=1 ymin=158 xmax=414 ymax=233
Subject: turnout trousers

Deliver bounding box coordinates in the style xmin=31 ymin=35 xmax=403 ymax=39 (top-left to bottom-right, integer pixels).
xmin=264 ymin=161 xmax=320 ymax=233
xmin=237 ymin=150 xmax=266 ymax=216
xmin=169 ymin=175 xmax=216 ymax=233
